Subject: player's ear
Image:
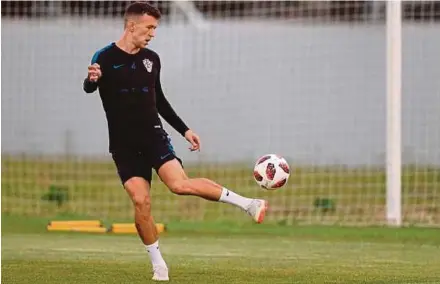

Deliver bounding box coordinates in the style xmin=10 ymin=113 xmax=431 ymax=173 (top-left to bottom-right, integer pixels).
xmin=125 ymin=18 xmax=135 ymax=32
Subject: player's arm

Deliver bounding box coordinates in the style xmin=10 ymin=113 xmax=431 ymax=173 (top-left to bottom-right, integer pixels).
xmin=83 ymin=52 xmax=102 ymax=93
xmin=155 ymin=69 xmax=189 ymax=137
xmin=155 ymin=67 xmax=201 ymax=151
xmin=155 ymin=57 xmax=201 ymax=151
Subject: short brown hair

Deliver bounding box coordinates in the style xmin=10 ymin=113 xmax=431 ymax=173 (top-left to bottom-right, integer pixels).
xmin=124 ymin=2 xmax=161 ymax=27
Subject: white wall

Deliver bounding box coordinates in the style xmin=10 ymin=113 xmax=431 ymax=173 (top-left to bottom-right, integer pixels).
xmin=2 ymin=18 xmax=440 ymax=165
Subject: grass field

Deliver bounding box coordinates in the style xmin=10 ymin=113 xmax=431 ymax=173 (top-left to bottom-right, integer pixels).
xmin=2 ymin=156 xmax=440 ymax=282
xmin=2 ymin=215 xmax=440 ymax=284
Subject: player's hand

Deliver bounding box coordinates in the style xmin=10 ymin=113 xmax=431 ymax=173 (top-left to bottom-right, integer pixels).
xmin=184 ymin=129 xmax=201 ymax=152
xmin=87 ymin=63 xmax=102 ymax=82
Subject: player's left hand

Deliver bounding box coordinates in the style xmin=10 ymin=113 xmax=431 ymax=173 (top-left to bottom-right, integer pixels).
xmin=184 ymin=129 xmax=201 ymax=152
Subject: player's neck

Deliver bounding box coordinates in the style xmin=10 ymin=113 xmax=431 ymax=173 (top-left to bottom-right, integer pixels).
xmin=115 ymin=36 xmax=140 ymax=55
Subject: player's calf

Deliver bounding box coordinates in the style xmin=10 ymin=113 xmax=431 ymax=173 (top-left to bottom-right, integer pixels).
xmin=167 ymin=178 xmax=221 ymax=201
xmin=168 ymin=178 xmax=268 ymax=223
xmin=158 ymin=159 xmax=268 ymax=223
xmin=124 ymin=177 xmax=158 ymax=243
xmin=124 ymin=177 xmax=169 ymax=279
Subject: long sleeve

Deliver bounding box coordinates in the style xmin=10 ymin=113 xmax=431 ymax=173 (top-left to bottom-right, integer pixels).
xmin=155 ymin=69 xmax=189 ymax=137
xmin=83 ymin=49 xmax=102 ymax=94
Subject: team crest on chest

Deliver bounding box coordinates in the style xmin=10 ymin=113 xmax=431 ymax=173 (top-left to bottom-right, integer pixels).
xmin=143 ymin=58 xmax=153 ymax=73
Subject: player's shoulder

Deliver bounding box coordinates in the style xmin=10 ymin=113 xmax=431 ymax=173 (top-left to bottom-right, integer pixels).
xmin=91 ymin=42 xmax=116 ymax=64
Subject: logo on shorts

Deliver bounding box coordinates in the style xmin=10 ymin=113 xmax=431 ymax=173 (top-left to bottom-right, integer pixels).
xmin=143 ymin=59 xmax=153 ymax=73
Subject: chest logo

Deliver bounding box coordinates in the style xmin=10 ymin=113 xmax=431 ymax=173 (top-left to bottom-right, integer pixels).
xmin=143 ymin=58 xmax=153 ymax=73
xmin=113 ymin=64 xmax=124 ymax=69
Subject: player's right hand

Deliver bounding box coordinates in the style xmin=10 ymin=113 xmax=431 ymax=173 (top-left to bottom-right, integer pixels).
xmin=87 ymin=63 xmax=102 ymax=82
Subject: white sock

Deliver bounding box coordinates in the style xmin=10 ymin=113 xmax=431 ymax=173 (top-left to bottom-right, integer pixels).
xmin=145 ymin=240 xmax=167 ymax=268
xmin=218 ymin=187 xmax=254 ymax=211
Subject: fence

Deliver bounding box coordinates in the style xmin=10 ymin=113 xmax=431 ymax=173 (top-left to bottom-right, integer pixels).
xmin=2 ymin=1 xmax=439 ymax=226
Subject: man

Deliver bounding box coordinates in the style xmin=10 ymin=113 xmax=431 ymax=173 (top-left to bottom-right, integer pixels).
xmin=83 ymin=2 xmax=267 ymax=281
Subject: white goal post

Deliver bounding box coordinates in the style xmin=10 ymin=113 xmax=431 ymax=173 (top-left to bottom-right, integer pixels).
xmin=386 ymin=0 xmax=402 ymax=226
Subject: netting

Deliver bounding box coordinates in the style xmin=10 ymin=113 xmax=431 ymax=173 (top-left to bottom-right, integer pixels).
xmin=1 ymin=1 xmax=439 ymax=226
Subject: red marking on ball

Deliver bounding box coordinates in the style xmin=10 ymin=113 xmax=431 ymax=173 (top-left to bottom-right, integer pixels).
xmin=266 ymin=163 xmax=276 ymax=180
xmin=272 ymin=178 xmax=287 ymax=188
xmin=253 ymin=171 xmax=263 ymax=182
xmin=279 ymin=162 xmax=290 ymax=174
xmin=257 ymin=155 xmax=271 ymax=165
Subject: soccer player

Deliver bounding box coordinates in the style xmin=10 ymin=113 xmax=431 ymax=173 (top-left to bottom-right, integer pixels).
xmin=83 ymin=2 xmax=268 ymax=281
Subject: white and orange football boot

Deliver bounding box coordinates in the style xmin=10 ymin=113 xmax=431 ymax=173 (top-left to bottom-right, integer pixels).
xmin=246 ymin=199 xmax=268 ymax=223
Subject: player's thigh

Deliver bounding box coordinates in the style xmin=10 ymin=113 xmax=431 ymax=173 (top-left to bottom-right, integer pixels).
xmin=156 ymin=158 xmax=188 ymax=191
xmin=111 ymin=152 xmax=153 ymax=203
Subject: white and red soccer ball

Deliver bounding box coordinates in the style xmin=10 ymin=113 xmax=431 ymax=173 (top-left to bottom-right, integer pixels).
xmin=253 ymin=154 xmax=290 ymax=190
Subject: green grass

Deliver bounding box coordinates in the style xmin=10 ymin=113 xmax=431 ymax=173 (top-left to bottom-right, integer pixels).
xmin=2 ymin=215 xmax=440 ymax=284
xmin=2 ymin=156 xmax=439 ymax=283
xmin=2 ymin=155 xmax=440 ymax=225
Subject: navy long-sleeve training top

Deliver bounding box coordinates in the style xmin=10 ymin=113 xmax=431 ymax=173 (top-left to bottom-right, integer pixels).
xmin=83 ymin=42 xmax=189 ymax=153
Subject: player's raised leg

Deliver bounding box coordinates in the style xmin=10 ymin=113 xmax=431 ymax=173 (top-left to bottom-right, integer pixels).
xmin=157 ymin=159 xmax=268 ymax=223
xmin=124 ymin=177 xmax=169 ymax=281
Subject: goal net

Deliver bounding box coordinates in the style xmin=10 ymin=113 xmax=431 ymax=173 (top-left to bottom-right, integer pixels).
xmin=2 ymin=1 xmax=439 ymax=226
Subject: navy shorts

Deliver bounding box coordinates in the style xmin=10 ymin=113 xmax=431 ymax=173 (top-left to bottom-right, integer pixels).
xmin=111 ymin=129 xmax=183 ymax=185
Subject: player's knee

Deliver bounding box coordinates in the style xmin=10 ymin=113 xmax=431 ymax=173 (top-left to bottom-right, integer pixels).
xmin=131 ymin=193 xmax=151 ymax=209
xmin=124 ymin=180 xmax=151 ymax=209
xmin=168 ymin=179 xmax=190 ymax=195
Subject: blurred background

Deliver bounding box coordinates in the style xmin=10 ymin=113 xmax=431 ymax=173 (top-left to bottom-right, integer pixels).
xmin=2 ymin=1 xmax=439 ymax=226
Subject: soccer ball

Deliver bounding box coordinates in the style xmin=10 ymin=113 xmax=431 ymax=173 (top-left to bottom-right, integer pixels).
xmin=253 ymin=154 xmax=290 ymax=190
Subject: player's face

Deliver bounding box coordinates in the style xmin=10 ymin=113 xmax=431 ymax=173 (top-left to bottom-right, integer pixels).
xmin=131 ymin=14 xmax=158 ymax=48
